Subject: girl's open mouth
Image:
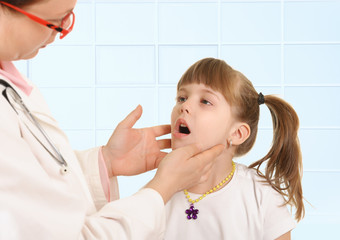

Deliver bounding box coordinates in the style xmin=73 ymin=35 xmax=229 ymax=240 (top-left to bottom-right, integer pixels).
xmin=173 ymin=119 xmax=191 ymax=138
xmin=179 ymin=123 xmax=190 ymax=134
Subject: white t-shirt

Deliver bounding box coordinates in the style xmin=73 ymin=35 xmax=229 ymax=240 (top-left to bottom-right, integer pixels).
xmin=164 ymin=163 xmax=296 ymax=240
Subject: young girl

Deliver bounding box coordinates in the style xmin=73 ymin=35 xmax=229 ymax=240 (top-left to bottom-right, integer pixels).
xmin=164 ymin=58 xmax=304 ymax=240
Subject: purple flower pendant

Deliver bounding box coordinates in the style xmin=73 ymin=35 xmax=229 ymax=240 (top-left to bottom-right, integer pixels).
xmin=185 ymin=204 xmax=199 ymax=220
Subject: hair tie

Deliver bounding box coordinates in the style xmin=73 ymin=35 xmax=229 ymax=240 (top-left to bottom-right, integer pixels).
xmin=258 ymin=92 xmax=265 ymax=105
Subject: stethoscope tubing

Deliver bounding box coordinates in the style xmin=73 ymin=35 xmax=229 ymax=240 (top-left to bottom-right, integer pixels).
xmin=0 ymin=79 xmax=68 ymax=174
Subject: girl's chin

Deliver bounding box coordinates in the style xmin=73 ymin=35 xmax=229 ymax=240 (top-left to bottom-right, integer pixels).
xmin=171 ymin=140 xmax=202 ymax=151
xmin=171 ymin=142 xmax=187 ymax=150
xmin=172 ymin=141 xmax=220 ymax=153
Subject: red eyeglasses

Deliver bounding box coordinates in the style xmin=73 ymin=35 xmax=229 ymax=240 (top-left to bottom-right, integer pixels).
xmin=0 ymin=1 xmax=75 ymax=39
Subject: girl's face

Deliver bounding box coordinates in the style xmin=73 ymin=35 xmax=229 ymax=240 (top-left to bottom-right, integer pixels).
xmin=171 ymin=83 xmax=236 ymax=151
xmin=0 ymin=0 xmax=77 ymax=60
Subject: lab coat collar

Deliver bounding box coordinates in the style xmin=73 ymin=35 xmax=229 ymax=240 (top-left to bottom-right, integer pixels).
xmin=0 ymin=61 xmax=33 ymax=96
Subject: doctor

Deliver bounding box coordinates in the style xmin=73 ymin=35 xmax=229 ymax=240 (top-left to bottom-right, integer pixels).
xmin=0 ymin=0 xmax=224 ymax=239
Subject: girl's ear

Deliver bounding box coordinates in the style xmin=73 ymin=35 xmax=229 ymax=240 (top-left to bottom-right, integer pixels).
xmin=230 ymin=122 xmax=250 ymax=146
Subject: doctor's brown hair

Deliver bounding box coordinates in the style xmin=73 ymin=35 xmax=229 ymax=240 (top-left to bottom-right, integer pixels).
xmin=177 ymin=57 xmax=304 ymax=221
xmin=1 ymin=0 xmax=40 ymax=7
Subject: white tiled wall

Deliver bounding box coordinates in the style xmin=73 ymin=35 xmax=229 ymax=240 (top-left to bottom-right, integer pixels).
xmin=14 ymin=0 xmax=340 ymax=238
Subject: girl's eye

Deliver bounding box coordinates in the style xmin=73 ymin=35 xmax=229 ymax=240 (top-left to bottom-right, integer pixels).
xmin=177 ymin=96 xmax=187 ymax=103
xmin=201 ymin=99 xmax=212 ymax=105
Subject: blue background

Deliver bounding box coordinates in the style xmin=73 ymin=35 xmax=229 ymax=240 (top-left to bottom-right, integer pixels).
xmin=14 ymin=0 xmax=340 ymax=238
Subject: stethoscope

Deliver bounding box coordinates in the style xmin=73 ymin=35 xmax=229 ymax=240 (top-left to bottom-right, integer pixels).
xmin=0 ymin=79 xmax=68 ymax=175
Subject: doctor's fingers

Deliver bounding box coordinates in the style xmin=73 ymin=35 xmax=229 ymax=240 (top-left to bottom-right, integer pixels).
xmin=150 ymin=124 xmax=171 ymax=137
xmin=189 ymin=144 xmax=224 ymax=172
xmin=117 ymin=105 xmax=143 ymax=129
xmin=175 ymin=145 xmax=223 ymax=190
xmin=157 ymin=138 xmax=171 ymax=150
xmin=191 ymin=144 xmax=224 ymax=169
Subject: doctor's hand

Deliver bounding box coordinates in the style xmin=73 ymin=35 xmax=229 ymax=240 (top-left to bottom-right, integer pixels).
xmin=102 ymin=105 xmax=171 ymax=177
xmin=146 ymin=143 xmax=225 ymax=204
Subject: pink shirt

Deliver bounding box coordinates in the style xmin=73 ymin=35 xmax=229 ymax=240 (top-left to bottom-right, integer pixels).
xmin=0 ymin=61 xmax=33 ymax=95
xmin=0 ymin=61 xmax=110 ymax=201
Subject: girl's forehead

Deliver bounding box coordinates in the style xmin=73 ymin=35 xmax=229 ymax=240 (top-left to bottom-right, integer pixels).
xmin=177 ymin=83 xmax=225 ymax=99
xmin=178 ymin=83 xmax=218 ymax=93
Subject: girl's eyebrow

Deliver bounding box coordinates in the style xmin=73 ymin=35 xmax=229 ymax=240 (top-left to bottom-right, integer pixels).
xmin=178 ymin=87 xmax=188 ymax=92
xmin=201 ymin=89 xmax=220 ymax=100
xmin=203 ymin=89 xmax=219 ymax=97
xmin=178 ymin=87 xmax=220 ymax=100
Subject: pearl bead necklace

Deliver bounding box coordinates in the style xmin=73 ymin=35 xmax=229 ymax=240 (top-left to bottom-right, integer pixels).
xmin=184 ymin=161 xmax=236 ymax=220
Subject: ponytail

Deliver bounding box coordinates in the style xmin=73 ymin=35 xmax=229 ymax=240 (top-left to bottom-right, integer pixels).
xmin=248 ymin=95 xmax=305 ymax=221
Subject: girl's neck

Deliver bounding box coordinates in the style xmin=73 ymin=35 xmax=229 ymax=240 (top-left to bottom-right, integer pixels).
xmin=187 ymin=150 xmax=234 ymax=194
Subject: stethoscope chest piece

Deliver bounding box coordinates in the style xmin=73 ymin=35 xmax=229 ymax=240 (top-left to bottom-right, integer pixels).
xmin=60 ymin=164 xmax=68 ymax=175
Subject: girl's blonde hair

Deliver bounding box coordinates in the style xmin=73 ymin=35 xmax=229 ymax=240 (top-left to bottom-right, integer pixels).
xmin=177 ymin=57 xmax=304 ymax=221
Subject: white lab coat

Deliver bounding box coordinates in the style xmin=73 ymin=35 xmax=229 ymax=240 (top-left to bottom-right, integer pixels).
xmin=0 ymin=74 xmax=165 ymax=240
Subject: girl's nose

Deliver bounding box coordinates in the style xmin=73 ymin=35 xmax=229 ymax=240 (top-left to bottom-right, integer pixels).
xmin=180 ymin=102 xmax=190 ymax=114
